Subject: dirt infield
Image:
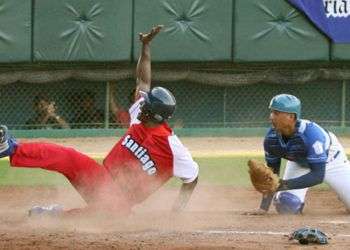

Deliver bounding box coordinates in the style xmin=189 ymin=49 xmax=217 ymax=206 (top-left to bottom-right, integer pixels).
xmin=2 ymin=136 xmax=350 ymax=249
xmin=0 ymin=186 xmax=349 ymax=249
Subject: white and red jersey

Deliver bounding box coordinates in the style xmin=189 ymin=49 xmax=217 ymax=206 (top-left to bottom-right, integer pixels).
xmin=103 ymin=98 xmax=199 ymax=205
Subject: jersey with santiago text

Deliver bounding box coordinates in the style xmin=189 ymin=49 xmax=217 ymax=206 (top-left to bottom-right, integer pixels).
xmin=264 ymin=119 xmax=330 ymax=168
xmin=103 ymin=98 xmax=199 ymax=204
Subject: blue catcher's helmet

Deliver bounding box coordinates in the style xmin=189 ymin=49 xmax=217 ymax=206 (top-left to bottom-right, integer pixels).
xmin=274 ymin=192 xmax=304 ymax=214
xmin=269 ymin=94 xmax=301 ymax=119
xmin=139 ymin=87 xmax=176 ymax=123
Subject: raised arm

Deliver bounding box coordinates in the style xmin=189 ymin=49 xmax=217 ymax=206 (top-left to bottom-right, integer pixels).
xmin=135 ymin=25 xmax=163 ymax=99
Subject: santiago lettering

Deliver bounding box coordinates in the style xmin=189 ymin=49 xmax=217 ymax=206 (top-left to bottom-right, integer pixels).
xmin=324 ymin=0 xmax=350 ymax=17
xmin=121 ymin=135 xmax=157 ymax=176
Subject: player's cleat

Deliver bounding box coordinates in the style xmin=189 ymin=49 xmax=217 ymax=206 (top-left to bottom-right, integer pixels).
xmin=0 ymin=125 xmax=17 ymax=158
xmin=28 ymin=204 xmax=64 ymax=217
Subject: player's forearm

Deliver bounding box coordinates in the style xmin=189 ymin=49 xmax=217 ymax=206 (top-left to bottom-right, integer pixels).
xmin=259 ymin=193 xmax=274 ymax=211
xmin=136 ymin=43 xmax=151 ymax=92
xmin=278 ymin=163 xmax=325 ymax=190
xmin=172 ymin=177 xmax=198 ymax=212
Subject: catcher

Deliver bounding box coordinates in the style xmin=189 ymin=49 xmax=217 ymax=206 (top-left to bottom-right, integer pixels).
xmin=247 ymin=94 xmax=350 ymax=215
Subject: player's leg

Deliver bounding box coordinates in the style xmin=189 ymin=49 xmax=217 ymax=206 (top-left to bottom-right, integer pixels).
xmin=324 ymin=161 xmax=350 ymax=210
xmin=274 ymin=160 xmax=308 ymax=214
xmin=323 ymin=135 xmax=350 ymax=210
xmin=10 ymin=142 xmax=131 ymax=215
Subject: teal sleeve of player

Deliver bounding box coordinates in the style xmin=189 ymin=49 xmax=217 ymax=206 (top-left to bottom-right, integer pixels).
xmin=278 ymin=162 xmax=325 ymax=190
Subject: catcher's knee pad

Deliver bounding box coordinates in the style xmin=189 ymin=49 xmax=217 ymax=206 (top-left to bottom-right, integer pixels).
xmin=274 ymin=192 xmax=304 ymax=214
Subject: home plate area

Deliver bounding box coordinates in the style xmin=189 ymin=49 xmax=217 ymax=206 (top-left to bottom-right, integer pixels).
xmin=0 ymin=185 xmax=349 ymax=249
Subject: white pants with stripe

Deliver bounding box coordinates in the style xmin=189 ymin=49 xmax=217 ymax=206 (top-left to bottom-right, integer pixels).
xmin=278 ymin=132 xmax=350 ymax=209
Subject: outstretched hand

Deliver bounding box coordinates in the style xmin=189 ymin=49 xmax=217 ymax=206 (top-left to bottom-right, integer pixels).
xmin=139 ymin=25 xmax=164 ymax=44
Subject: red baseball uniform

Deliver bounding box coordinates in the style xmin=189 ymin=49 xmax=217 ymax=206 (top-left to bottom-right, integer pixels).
xmin=9 ymin=98 xmax=199 ymax=215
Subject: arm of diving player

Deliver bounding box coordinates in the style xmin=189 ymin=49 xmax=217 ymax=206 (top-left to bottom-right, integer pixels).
xmin=168 ymin=135 xmax=199 ymax=212
xmin=172 ymin=177 xmax=198 ymax=212
xmin=135 ymin=25 xmax=163 ymax=100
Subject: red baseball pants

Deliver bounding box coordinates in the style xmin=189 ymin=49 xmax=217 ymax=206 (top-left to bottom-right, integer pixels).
xmin=10 ymin=142 xmax=131 ymax=215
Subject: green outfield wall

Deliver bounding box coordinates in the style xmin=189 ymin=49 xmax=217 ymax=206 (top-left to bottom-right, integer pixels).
xmin=1 ymin=0 xmax=350 ymax=136
xmin=1 ymin=0 xmax=350 ymax=63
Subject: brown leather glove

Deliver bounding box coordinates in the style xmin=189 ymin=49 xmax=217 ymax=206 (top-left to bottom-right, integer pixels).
xmin=247 ymin=159 xmax=280 ymax=195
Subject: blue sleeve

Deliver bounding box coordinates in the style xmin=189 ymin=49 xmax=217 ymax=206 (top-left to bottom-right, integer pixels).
xmin=263 ymin=130 xmax=281 ymax=174
xmin=279 ymin=162 xmax=325 ymax=190
xmin=304 ymin=123 xmax=329 ymax=165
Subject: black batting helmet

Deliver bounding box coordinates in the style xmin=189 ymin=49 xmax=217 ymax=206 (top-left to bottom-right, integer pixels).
xmin=139 ymin=87 xmax=176 ymax=123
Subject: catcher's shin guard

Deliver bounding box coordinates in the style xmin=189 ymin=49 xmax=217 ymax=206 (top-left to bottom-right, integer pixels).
xmin=274 ymin=192 xmax=304 ymax=214
xmin=0 ymin=125 xmax=17 ymax=158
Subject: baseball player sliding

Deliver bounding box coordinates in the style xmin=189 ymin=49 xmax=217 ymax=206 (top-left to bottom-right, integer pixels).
xmin=248 ymin=94 xmax=350 ymax=215
xmin=0 ymin=25 xmax=199 ymax=216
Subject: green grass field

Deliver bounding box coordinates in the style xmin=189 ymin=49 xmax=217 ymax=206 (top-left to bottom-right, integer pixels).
xmin=0 ymin=155 xmax=261 ymax=187
xmin=0 ymin=155 xmax=329 ymax=189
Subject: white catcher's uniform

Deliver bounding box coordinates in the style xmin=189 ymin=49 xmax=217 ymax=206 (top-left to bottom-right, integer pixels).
xmin=265 ymin=119 xmax=350 ymax=208
xmin=280 ymin=132 xmax=350 ymax=207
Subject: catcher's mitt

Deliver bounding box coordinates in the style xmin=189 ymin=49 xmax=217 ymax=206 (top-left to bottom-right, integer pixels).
xmin=247 ymin=159 xmax=280 ymax=194
xmin=289 ymin=227 xmax=328 ymax=245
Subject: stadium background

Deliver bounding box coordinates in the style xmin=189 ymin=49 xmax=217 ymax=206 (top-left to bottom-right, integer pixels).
xmin=1 ymin=0 xmax=350 ymax=249
xmin=1 ymin=0 xmax=350 ymax=136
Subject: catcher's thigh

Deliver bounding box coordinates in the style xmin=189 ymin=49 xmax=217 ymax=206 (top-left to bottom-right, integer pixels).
xmin=278 ymin=160 xmax=309 ymax=203
xmin=324 ymin=134 xmax=350 ymax=209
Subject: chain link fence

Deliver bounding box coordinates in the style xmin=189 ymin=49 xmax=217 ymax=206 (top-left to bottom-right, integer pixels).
xmin=0 ymin=78 xmax=347 ymax=130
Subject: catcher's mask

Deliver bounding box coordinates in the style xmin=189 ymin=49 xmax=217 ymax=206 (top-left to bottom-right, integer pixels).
xmin=138 ymin=87 xmax=176 ymax=124
xmin=274 ymin=192 xmax=304 ymax=214
xmin=269 ymin=94 xmax=301 ymax=119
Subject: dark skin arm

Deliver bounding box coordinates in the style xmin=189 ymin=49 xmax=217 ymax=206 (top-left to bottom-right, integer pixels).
xmin=172 ymin=177 xmax=198 ymax=212
xmin=135 ymin=25 xmax=163 ymax=101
